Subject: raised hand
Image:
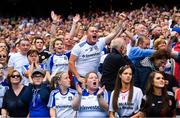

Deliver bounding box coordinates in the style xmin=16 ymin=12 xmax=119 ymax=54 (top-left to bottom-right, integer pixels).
xmin=73 ymin=14 xmax=80 ymax=23
xmin=119 ymin=13 xmax=127 ymax=21
xmin=51 ymin=11 xmax=61 ymax=23
xmin=76 ymin=84 xmax=83 ymax=95
xmin=97 ymin=85 xmax=105 ymax=96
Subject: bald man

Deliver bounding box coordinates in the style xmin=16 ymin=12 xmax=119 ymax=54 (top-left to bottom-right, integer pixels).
xmin=101 ymin=38 xmax=133 ymax=92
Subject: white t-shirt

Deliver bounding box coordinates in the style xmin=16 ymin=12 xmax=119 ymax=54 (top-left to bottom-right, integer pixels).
xmin=71 ymin=38 xmax=106 ymax=77
xmin=47 ymin=88 xmax=77 ymax=118
xmin=77 ymin=89 xmax=108 ymax=118
xmin=109 ymin=86 xmax=143 ymax=117
xmin=8 ymin=52 xmax=29 ymax=74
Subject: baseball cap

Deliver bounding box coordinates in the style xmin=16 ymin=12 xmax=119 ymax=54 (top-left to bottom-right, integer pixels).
xmin=32 ymin=68 xmax=45 ymax=77
xmin=172 ymin=27 xmax=180 ymax=33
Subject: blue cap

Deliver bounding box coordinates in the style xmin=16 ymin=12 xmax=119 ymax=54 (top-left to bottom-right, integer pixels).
xmin=172 ymin=27 xmax=180 ymax=33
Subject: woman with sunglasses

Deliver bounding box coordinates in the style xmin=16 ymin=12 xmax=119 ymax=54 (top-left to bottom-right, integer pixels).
xmin=48 ymin=72 xmax=77 ymax=118
xmin=1 ymin=69 xmax=29 ymax=117
xmin=109 ymin=65 xmax=143 ymax=118
xmin=140 ymin=71 xmax=176 ymax=117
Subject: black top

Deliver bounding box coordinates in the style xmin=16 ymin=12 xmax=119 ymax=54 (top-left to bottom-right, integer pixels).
xmin=2 ymin=86 xmax=29 ymax=117
xmin=101 ymin=48 xmax=133 ymax=91
xmin=38 ymin=50 xmax=51 ymax=63
xmin=163 ymin=73 xmax=179 ymax=92
xmin=140 ymin=94 xmax=176 ymax=117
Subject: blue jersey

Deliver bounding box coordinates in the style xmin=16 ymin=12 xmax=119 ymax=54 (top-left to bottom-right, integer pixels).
xmin=29 ymin=88 xmax=50 ymax=117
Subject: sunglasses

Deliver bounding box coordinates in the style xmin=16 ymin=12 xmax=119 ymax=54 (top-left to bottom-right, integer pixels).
xmin=11 ymin=75 xmax=20 ymax=78
xmin=0 ymin=55 xmax=6 ymax=58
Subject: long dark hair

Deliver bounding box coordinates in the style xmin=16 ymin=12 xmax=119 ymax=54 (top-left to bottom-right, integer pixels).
xmin=112 ymin=65 xmax=134 ymax=112
xmin=141 ymin=71 xmax=169 ymax=116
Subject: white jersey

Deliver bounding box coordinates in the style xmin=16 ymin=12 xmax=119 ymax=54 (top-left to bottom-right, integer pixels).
xmin=109 ymin=86 xmax=143 ymax=117
xmin=8 ymin=52 xmax=29 ymax=74
xmin=46 ymin=53 xmax=69 ymax=77
xmin=77 ymin=89 xmax=108 ymax=118
xmin=71 ymin=38 xmax=106 ymax=77
xmin=47 ymin=88 xmax=77 ymax=118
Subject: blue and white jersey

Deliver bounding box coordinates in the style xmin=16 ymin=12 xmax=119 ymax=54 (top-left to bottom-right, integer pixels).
xmin=46 ymin=52 xmax=70 ymax=77
xmin=77 ymin=89 xmax=108 ymax=118
xmin=21 ymin=63 xmax=45 ymax=86
xmin=109 ymin=86 xmax=143 ymax=117
xmin=47 ymin=88 xmax=77 ymax=118
xmin=71 ymin=38 xmax=106 ymax=77
xmin=22 ymin=63 xmax=45 ymax=74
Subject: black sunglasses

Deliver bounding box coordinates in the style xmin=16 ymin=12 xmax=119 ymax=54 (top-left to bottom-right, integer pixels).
xmin=11 ymin=75 xmax=20 ymax=78
xmin=0 ymin=55 xmax=6 ymax=58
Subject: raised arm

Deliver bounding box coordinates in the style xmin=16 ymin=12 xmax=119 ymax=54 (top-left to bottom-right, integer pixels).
xmin=104 ymin=13 xmax=126 ymax=44
xmin=69 ymin=14 xmax=80 ymax=38
xmin=71 ymin=84 xmax=82 ymax=111
xmin=50 ymin=11 xmax=62 ymax=35
xmin=97 ymin=86 xmax=109 ymax=112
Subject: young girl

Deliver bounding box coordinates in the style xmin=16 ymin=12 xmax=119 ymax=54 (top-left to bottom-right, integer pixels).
xmin=140 ymin=71 xmax=176 ymax=117
xmin=46 ymin=38 xmax=70 ymax=78
xmin=109 ymin=65 xmax=143 ymax=117
xmin=48 ymin=72 xmax=77 ymax=118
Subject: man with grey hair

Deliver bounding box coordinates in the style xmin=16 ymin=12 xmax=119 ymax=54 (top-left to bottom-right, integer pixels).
xmin=101 ymin=38 xmax=133 ymax=93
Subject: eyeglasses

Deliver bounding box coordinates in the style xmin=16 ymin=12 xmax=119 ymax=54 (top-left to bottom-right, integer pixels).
xmin=0 ymin=55 xmax=7 ymax=58
xmin=11 ymin=75 xmax=20 ymax=78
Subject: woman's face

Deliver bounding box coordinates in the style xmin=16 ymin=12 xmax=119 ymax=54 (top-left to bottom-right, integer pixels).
xmin=54 ymin=40 xmax=64 ymax=54
xmin=153 ymin=73 xmax=165 ymax=88
xmin=28 ymin=52 xmax=39 ymax=63
xmin=119 ymin=68 xmax=132 ymax=84
xmin=10 ymin=71 xmax=21 ymax=85
xmin=86 ymin=73 xmax=99 ymax=91
xmin=0 ymin=51 xmax=7 ymax=65
xmin=58 ymin=73 xmax=70 ymax=88
xmin=157 ymin=41 xmax=167 ymax=50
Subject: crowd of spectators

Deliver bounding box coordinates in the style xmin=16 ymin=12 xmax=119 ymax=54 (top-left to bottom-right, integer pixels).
xmin=0 ymin=3 xmax=180 ymax=117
